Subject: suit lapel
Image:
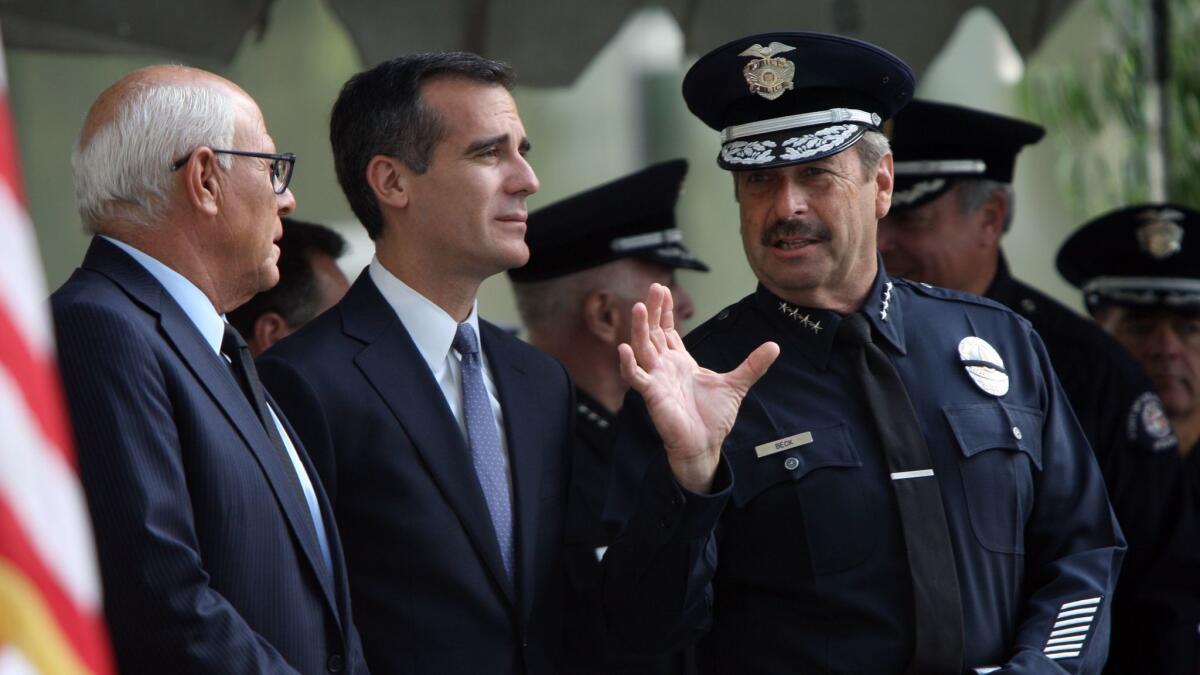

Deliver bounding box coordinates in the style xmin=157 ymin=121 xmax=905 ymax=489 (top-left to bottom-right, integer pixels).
xmin=480 ymin=321 xmax=543 ymax=623
xmin=343 ymin=275 xmax=515 ymax=604
xmin=82 ymin=238 xmax=340 ymax=618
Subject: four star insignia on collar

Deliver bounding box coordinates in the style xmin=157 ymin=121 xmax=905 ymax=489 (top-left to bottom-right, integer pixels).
xmin=777 ymin=300 xmax=822 ymax=334
xmin=880 ymin=281 xmax=894 ymax=321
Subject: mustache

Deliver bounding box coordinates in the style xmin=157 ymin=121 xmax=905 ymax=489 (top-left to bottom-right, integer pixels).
xmin=760 ymin=218 xmax=832 ymax=247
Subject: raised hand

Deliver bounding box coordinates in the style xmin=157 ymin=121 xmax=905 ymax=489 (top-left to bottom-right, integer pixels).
xmin=618 ymin=284 xmax=779 ymax=493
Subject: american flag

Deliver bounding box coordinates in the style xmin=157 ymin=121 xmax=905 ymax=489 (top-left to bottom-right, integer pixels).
xmin=0 ymin=27 xmax=114 ymax=675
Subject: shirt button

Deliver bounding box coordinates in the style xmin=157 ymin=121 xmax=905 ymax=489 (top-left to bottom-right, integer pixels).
xmin=784 ymin=457 xmax=800 ymax=471
xmin=327 ymin=654 xmax=344 ymax=673
xmin=1012 ymin=426 xmax=1023 ymax=440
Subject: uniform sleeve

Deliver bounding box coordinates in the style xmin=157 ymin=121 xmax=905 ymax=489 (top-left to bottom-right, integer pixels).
xmin=54 ymin=302 xmax=302 ymax=675
xmin=598 ymin=391 xmax=730 ymax=655
xmin=999 ymin=328 xmax=1126 ymax=674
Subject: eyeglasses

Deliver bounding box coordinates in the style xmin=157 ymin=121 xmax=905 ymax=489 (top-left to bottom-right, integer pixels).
xmin=170 ymin=148 xmax=296 ymax=194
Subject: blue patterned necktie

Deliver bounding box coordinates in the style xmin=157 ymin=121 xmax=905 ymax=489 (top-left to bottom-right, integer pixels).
xmin=452 ymin=322 xmax=514 ymax=580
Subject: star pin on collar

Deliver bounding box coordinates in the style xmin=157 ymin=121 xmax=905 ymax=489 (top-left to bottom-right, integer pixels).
xmin=777 ymin=300 xmax=823 ymax=334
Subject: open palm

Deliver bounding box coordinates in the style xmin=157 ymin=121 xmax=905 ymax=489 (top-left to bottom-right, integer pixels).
xmin=619 ymin=284 xmax=779 ymax=493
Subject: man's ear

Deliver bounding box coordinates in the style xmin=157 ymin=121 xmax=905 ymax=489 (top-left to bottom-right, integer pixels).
xmin=874 ymin=152 xmax=894 ymax=220
xmin=181 ymin=147 xmax=221 ymax=217
xmin=978 ymin=189 xmax=1009 ymax=246
xmin=581 ymin=289 xmax=621 ymax=344
xmin=366 ymin=155 xmax=411 ymax=211
xmin=251 ymin=311 xmax=292 ymax=356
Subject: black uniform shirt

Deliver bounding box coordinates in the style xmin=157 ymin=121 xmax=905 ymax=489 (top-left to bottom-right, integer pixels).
xmin=985 ymin=256 xmax=1180 ymax=571
xmin=564 ymin=389 xmax=684 ymax=675
xmin=610 ymin=262 xmax=1125 ymax=674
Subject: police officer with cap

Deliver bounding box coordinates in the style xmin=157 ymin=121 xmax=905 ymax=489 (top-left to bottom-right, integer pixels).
xmin=879 ymin=100 xmax=1182 ymax=672
xmin=604 ymin=32 xmax=1123 ymax=674
xmin=508 ymin=159 xmax=708 ymax=675
xmin=1059 ymin=204 xmax=1200 ymax=674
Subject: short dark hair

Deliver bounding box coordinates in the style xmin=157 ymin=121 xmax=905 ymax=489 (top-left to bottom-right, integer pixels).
xmin=330 ymin=52 xmax=515 ymax=239
xmin=228 ymin=217 xmax=347 ymax=336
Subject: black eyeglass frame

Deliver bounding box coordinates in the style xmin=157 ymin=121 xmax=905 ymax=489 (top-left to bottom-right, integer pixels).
xmin=170 ymin=148 xmax=297 ymax=194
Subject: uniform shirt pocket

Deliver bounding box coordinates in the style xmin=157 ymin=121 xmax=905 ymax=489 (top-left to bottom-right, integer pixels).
xmin=726 ymin=422 xmax=876 ymax=573
xmin=944 ymin=402 xmax=1044 ymax=554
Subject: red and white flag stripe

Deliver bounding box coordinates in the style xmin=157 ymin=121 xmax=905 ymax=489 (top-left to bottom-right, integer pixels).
xmin=0 ymin=29 xmax=114 ymax=675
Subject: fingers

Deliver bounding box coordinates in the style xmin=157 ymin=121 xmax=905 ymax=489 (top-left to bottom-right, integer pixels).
xmin=644 ymin=284 xmax=668 ymax=353
xmin=659 ymin=284 xmax=676 ymax=334
xmin=628 ymin=302 xmax=658 ymax=371
xmin=618 ymin=343 xmax=651 ymax=390
xmin=726 ymin=341 xmax=780 ymax=392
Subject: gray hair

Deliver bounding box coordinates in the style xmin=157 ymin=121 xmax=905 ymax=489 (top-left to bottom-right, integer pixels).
xmin=956 ymin=179 xmax=1015 ymax=232
xmin=72 ymin=80 xmax=236 ymax=231
xmin=853 ymin=130 xmax=891 ymax=180
xmin=513 ymin=259 xmax=647 ymax=339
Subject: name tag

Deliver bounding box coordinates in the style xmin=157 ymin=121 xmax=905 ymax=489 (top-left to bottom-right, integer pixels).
xmin=755 ymin=431 xmax=813 ymax=458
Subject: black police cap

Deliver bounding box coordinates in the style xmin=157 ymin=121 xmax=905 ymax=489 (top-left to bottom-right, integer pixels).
xmin=1057 ymin=203 xmax=1200 ymax=312
xmin=888 ymin=99 xmax=1045 ymax=211
xmin=682 ymin=32 xmax=914 ymax=171
xmin=507 ymin=159 xmax=709 ymax=283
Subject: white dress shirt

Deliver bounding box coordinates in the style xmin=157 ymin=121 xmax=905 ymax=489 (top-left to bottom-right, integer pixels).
xmin=103 ymin=236 xmax=334 ymax=576
xmin=367 ymin=257 xmax=512 ymax=486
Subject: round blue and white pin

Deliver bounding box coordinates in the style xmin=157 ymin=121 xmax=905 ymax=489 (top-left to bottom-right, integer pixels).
xmin=958 ymin=336 xmax=1009 ymax=397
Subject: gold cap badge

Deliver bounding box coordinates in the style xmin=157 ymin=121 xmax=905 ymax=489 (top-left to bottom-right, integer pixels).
xmin=1136 ymin=208 xmax=1185 ymax=259
xmin=739 ymin=42 xmax=796 ymax=101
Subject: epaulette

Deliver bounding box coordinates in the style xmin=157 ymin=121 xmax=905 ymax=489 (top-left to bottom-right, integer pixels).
xmin=683 ymin=296 xmax=752 ymax=347
xmin=893 ymin=277 xmax=1016 ymax=316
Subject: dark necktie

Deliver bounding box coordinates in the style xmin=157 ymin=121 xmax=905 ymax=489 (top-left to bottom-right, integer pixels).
xmin=835 ymin=312 xmax=964 ymax=675
xmin=452 ymin=323 xmax=514 ymax=581
xmin=220 ymin=323 xmax=327 ymax=574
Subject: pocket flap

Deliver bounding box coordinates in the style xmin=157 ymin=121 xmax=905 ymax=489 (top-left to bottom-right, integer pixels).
xmin=726 ymin=421 xmax=860 ymax=508
xmin=943 ymin=402 xmax=1044 ymax=470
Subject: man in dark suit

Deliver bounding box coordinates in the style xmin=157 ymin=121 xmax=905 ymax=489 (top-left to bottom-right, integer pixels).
xmin=258 ymin=53 xmax=775 ymax=674
xmin=53 ymin=65 xmax=366 ymax=674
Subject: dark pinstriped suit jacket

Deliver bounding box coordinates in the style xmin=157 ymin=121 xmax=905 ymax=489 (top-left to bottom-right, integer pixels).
xmin=51 ymin=237 xmax=367 ymax=675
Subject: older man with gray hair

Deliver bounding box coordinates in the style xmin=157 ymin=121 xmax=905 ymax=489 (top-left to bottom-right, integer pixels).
xmin=52 ymin=65 xmax=366 ymax=674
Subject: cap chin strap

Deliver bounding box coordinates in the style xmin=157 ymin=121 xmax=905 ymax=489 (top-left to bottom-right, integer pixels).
xmin=893 ymin=159 xmax=987 ymax=176
xmin=720 ymin=107 xmax=880 ymax=142
xmin=1083 ymin=276 xmax=1200 ymax=307
xmin=610 ymin=228 xmax=683 ymax=252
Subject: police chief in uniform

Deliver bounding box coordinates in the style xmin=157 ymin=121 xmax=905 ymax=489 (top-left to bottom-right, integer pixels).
xmin=877 ymin=100 xmax=1183 ymax=672
xmin=1059 ymin=204 xmax=1200 ymax=673
xmin=604 ymin=33 xmax=1124 ymax=674
xmin=509 ymin=159 xmax=709 ymax=674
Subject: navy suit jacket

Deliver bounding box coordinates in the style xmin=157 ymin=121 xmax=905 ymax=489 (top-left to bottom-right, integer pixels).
xmin=51 ymin=237 xmax=367 ymax=675
xmin=258 ymin=271 xmax=727 ymax=675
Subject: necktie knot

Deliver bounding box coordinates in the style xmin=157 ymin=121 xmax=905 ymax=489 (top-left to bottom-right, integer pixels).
xmin=221 ymin=322 xmax=248 ymax=357
xmin=836 ymin=312 xmax=873 ymax=347
xmin=453 ymin=322 xmax=480 ymax=357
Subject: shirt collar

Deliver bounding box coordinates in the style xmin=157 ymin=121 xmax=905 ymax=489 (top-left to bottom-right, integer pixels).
xmin=983 ymin=252 xmax=1017 ymax=307
xmin=754 ymin=254 xmax=906 ymax=369
xmin=101 ymin=235 xmax=226 ymax=355
xmin=368 ymin=257 xmax=481 ymax=372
